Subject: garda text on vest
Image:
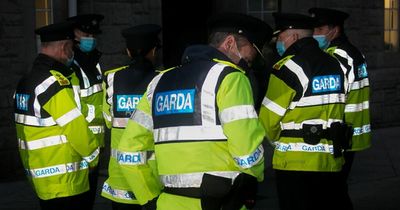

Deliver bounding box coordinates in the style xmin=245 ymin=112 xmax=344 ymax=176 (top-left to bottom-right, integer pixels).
xmin=117 ymin=94 xmax=142 ymax=112
xmin=16 ymin=93 xmax=30 ymax=111
xmin=312 ymin=75 xmax=341 ymax=93
xmin=154 ymin=89 xmax=195 ymax=116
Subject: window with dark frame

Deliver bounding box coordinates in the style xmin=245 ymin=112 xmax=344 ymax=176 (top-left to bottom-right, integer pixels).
xmin=35 ymin=0 xmax=53 ymax=29
xmin=246 ymin=0 xmax=279 ymax=26
xmin=384 ymin=0 xmax=399 ymax=51
xmin=35 ymin=0 xmax=53 ymax=51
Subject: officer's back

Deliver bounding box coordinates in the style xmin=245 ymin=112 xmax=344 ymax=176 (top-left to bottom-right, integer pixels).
xmin=259 ymin=13 xmax=347 ymax=210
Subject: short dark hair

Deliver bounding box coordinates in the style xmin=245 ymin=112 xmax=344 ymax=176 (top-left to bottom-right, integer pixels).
xmin=208 ymin=32 xmax=247 ymax=48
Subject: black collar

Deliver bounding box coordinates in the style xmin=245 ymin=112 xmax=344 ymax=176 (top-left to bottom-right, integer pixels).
xmin=36 ymin=53 xmax=72 ymax=75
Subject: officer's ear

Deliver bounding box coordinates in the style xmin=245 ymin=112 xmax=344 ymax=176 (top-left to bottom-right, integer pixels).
xmin=59 ymin=41 xmax=68 ymax=55
xmin=292 ymin=32 xmax=299 ymax=42
xmin=332 ymin=25 xmax=341 ymax=38
xmin=73 ymin=28 xmax=83 ymax=42
xmin=222 ymin=35 xmax=236 ymax=51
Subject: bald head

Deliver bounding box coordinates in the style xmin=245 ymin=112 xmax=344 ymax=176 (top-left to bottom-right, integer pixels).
xmin=277 ymin=28 xmax=313 ymax=51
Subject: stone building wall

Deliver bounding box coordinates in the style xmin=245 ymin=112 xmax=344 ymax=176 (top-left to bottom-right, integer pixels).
xmin=0 ymin=0 xmax=36 ymax=180
xmin=78 ymin=0 xmax=162 ymax=70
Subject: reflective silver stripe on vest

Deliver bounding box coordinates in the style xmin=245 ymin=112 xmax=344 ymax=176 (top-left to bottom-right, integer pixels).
xmin=76 ymin=63 xmax=91 ymax=88
xmin=289 ymin=93 xmax=346 ymax=109
xmin=219 ymin=105 xmax=258 ymax=124
xmin=19 ymin=135 xmax=67 ymax=150
xmin=353 ymin=124 xmax=371 ymax=136
xmin=112 ymin=148 xmax=147 ymax=165
xmin=83 ymin=147 xmax=100 ymax=163
xmin=15 ymin=113 xmax=56 ymax=126
xmin=102 ymin=181 xmax=136 ymax=200
xmin=27 ymin=160 xmax=89 ymax=178
xmin=285 ymin=59 xmax=309 ymax=94
xmin=103 ymin=112 xmax=112 ymax=123
xmin=131 ymin=109 xmax=153 ymax=131
xmin=274 ymin=142 xmax=334 ymax=154
xmin=160 ymin=171 xmax=240 ymax=188
xmin=56 ymin=108 xmax=82 ymax=127
xmin=281 ymin=119 xmax=343 ymax=130
xmin=233 ymin=145 xmax=264 ymax=169
xmin=146 ymin=73 xmax=164 ymax=112
xmin=72 ymin=85 xmax=81 ymax=110
xmin=201 ymin=63 xmax=226 ymax=126
xmin=89 ymin=125 xmax=105 ymax=134
xmin=80 ymin=83 xmax=102 ymax=97
xmin=345 ymin=101 xmax=369 ymax=113
xmin=349 ymin=78 xmax=369 ymax=91
xmin=341 ymin=63 xmax=349 ymax=94
xmin=106 ymin=72 xmax=116 ymax=106
xmin=262 ymin=97 xmax=286 ymax=116
xmin=334 ymin=48 xmax=355 ymax=83
xmin=34 ymin=76 xmax=57 ymax=116
xmin=96 ymin=63 xmax=102 ymax=74
xmin=86 ymin=104 xmax=95 ymax=122
xmin=154 ymin=125 xmax=227 ymax=143
xmin=112 ymin=117 xmax=129 ymax=128
xmin=332 ymin=48 xmax=352 ymax=93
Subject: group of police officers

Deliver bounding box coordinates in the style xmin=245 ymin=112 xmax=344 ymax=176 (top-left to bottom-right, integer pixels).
xmin=14 ymin=7 xmax=371 ymax=210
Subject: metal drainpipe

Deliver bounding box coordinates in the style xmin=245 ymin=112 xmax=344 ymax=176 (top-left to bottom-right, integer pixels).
xmin=68 ymin=0 xmax=77 ymax=17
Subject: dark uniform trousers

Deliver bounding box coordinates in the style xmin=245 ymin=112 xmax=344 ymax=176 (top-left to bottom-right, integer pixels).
xmin=275 ymin=170 xmax=350 ymax=210
xmin=39 ymin=191 xmax=91 ymax=210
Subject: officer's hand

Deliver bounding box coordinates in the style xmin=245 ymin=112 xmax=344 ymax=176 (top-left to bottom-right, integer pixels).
xmin=234 ymin=173 xmax=258 ymax=209
xmin=143 ymin=197 xmax=158 ymax=210
xmin=244 ymin=198 xmax=256 ymax=209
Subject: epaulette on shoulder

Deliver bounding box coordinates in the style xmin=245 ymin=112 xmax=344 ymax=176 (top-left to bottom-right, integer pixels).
xmin=157 ymin=66 xmax=177 ymax=74
xmin=50 ymin=70 xmax=70 ymax=86
xmin=272 ymin=55 xmax=294 ymax=70
xmin=212 ymin=58 xmax=244 ymax=73
xmin=326 ymin=46 xmax=338 ymax=57
xmin=104 ymin=65 xmax=129 ymax=75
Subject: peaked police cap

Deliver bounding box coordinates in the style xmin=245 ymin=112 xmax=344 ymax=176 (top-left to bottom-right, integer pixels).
xmin=67 ymin=13 xmax=104 ymax=34
xmin=34 ymin=21 xmax=74 ymax=42
xmin=308 ymin=7 xmax=349 ymax=27
xmin=121 ymin=24 xmax=162 ymax=50
xmin=272 ymin=12 xmax=316 ymax=35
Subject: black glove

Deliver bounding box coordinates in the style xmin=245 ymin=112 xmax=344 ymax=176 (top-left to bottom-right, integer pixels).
xmin=143 ymin=197 xmax=158 ymax=210
xmin=222 ymin=173 xmax=258 ymax=210
xmin=237 ymin=173 xmax=258 ymax=209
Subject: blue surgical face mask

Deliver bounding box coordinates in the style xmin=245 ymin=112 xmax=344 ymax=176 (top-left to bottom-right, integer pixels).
xmin=313 ymin=35 xmax=330 ymax=50
xmin=276 ymin=41 xmax=286 ymax=56
xmin=79 ymin=37 xmax=96 ymax=52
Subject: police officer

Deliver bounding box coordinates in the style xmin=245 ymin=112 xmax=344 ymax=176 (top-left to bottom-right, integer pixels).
xmin=117 ymin=13 xmax=272 ymax=210
xmin=67 ymin=13 xmax=105 ymax=209
xmin=14 ymin=21 xmax=100 ymax=210
xmin=101 ymin=24 xmax=162 ymax=210
xmin=258 ymin=13 xmax=348 ymax=210
xmin=309 ymin=7 xmax=372 ymax=209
